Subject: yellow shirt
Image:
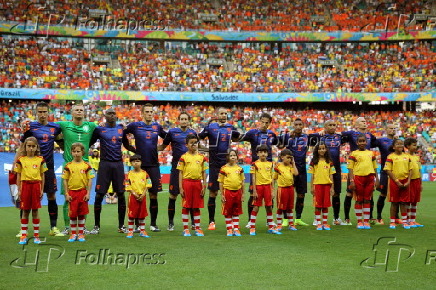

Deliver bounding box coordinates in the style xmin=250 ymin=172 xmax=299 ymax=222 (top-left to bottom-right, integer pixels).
xmin=250 ymin=160 xmax=273 ymax=185
xmin=347 ymin=150 xmax=377 ymax=176
xmin=89 ymin=156 xmax=100 ymax=171
xmin=177 ymin=152 xmax=208 ymax=180
xmin=308 ymin=160 xmax=336 ymax=185
xmin=14 ymin=156 xmax=48 ymax=181
xmin=62 ymin=161 xmax=95 ymax=190
xmin=408 ymin=154 xmax=421 ymax=180
xmin=218 ymin=164 xmax=244 ymax=190
xmin=273 ymin=163 xmax=294 ymax=187
xmin=125 ymin=170 xmax=151 ymax=196
xmin=384 ymin=152 xmax=411 ymax=180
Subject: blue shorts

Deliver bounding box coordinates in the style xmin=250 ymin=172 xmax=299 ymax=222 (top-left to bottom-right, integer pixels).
xmin=95 ymin=160 xmax=125 ymax=194
xmin=208 ymin=164 xmax=225 ymax=192
xmin=294 ymin=170 xmax=307 ymax=195
xmin=44 ymin=168 xmax=57 ymax=194
xmin=142 ymin=166 xmax=162 ymax=194
xmin=169 ymin=167 xmax=180 ymax=195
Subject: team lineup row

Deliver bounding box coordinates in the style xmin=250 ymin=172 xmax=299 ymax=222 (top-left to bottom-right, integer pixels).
xmin=13 ymin=102 xmax=424 ymax=243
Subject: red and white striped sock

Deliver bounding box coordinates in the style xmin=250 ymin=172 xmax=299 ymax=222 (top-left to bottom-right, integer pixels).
xmin=32 ymin=218 xmax=40 ymax=237
xmin=139 ymin=219 xmax=145 ymax=231
xmin=322 ymin=208 xmax=328 ymax=225
xmin=287 ymin=211 xmax=294 ymax=226
xmin=193 ymin=209 xmax=201 ymax=230
xmin=410 ymin=203 xmax=417 ymax=223
xmin=363 ymin=204 xmax=370 ymax=223
xmin=315 ymin=210 xmax=321 ymax=225
xmin=266 ymin=210 xmax=274 ymax=229
xmin=354 ymin=203 xmax=363 ymax=223
xmin=250 ymin=211 xmax=258 ymax=229
xmin=232 ymin=216 xmax=240 ymax=230
xmin=401 ymin=212 xmax=408 ymax=224
xmin=21 ymin=218 xmax=28 ymax=237
xmin=128 ymin=218 xmax=134 ymax=232
xmin=78 ymin=216 xmax=85 ymax=235
xmin=276 ymin=209 xmax=283 ymax=226
xmin=182 ymin=208 xmax=189 ymax=230
xmin=390 ymin=216 xmax=396 ymax=224
xmin=70 ymin=219 xmax=77 ymax=235
xmin=225 ymin=216 xmax=232 ymax=230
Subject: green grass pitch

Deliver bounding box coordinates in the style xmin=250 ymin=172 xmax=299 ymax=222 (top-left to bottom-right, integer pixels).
xmin=1 ymin=183 xmax=435 ymax=289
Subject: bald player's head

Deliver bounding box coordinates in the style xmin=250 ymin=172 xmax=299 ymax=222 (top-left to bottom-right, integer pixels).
xmin=355 ymin=117 xmax=367 ymax=131
xmin=324 ymin=120 xmax=337 ymax=134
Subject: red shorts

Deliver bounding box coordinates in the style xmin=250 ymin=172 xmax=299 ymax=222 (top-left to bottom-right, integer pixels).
xmin=314 ymin=184 xmax=332 ymax=208
xmin=128 ymin=193 xmax=148 ymax=219
xmin=20 ymin=181 xmax=42 ymax=210
xmin=182 ymin=179 xmax=204 ymax=209
xmin=353 ymin=175 xmax=375 ymax=202
xmin=409 ymin=178 xmax=421 ymax=203
xmin=68 ymin=189 xmax=89 ymax=218
xmin=221 ymin=189 xmax=243 ymax=216
xmin=388 ymin=178 xmax=410 ymax=203
xmin=252 ymin=184 xmax=273 ymax=207
xmin=276 ymin=186 xmax=294 ymax=210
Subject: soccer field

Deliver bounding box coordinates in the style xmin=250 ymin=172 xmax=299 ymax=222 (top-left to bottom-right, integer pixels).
xmin=1 ymin=183 xmax=435 ymax=289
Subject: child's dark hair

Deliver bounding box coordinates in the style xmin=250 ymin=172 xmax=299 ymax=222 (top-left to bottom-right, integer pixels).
xmin=388 ymin=138 xmax=404 ymax=152
xmin=226 ymin=149 xmax=238 ymax=162
xmin=357 ymin=134 xmax=367 ymax=142
xmin=311 ymin=141 xmax=332 ymax=165
xmin=279 ymin=149 xmax=293 ymax=161
xmin=185 ymin=134 xmax=199 ymax=144
xmin=178 ymin=111 xmax=191 ymax=121
xmin=130 ymin=154 xmax=142 ymax=162
xmin=71 ymin=142 xmax=85 ymax=152
xmin=256 ymin=144 xmax=268 ymax=153
xmin=404 ymin=137 xmax=417 ymax=148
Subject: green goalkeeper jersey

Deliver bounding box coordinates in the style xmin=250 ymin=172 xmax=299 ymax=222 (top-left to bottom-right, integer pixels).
xmin=57 ymin=121 xmax=97 ymax=162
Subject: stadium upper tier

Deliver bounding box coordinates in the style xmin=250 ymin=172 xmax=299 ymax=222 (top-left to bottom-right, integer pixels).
xmin=0 ymin=0 xmax=433 ymax=32
xmin=0 ymin=101 xmax=435 ymax=165
xmin=0 ymin=37 xmax=435 ymax=93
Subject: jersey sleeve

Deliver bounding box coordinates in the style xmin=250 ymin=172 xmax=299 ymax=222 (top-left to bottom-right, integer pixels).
xmin=307 ymin=163 xmax=314 ymax=174
xmin=239 ymin=167 xmax=245 ymax=182
xmin=40 ymin=158 xmax=48 ymax=174
xmin=86 ymin=163 xmax=95 ymax=179
xmin=217 ymin=167 xmax=225 ymax=183
xmin=124 ymin=173 xmax=132 ymax=191
xmin=202 ymin=156 xmax=209 ymax=171
xmin=158 ymin=124 xmax=167 ymax=139
xmin=372 ymin=152 xmax=378 ymax=169
xmin=347 ymin=153 xmax=356 ymax=169
xmin=329 ymin=163 xmax=336 ymax=175
xmin=14 ymin=158 xmax=22 ymax=173
xmin=250 ymin=162 xmax=256 ymax=174
xmin=239 ymin=129 xmax=253 ymax=142
xmin=162 ymin=130 xmax=172 ymax=146
xmin=384 ymin=155 xmax=393 ymax=171
xmin=270 ymin=132 xmax=279 ymax=146
xmin=61 ymin=164 xmax=70 ymax=180
xmin=145 ymin=173 xmax=152 ymax=189
xmin=198 ymin=124 xmax=209 ymax=139
xmin=176 ymin=155 xmax=185 ymax=171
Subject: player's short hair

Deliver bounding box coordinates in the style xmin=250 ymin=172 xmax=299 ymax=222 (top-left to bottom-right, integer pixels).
xmin=404 ymin=137 xmax=417 ymax=148
xmin=185 ymin=134 xmax=199 ymax=144
xmin=178 ymin=111 xmax=191 ymax=121
xmin=36 ymin=102 xmax=49 ymax=109
xmin=71 ymin=142 xmax=85 ymax=152
xmin=280 ymin=149 xmax=293 ymax=157
xmin=130 ymin=154 xmax=142 ymax=162
xmin=294 ymin=118 xmax=303 ymax=123
xmin=142 ymin=103 xmax=153 ymax=112
xmin=260 ymin=112 xmax=272 ymax=122
xmin=256 ymin=144 xmax=268 ymax=153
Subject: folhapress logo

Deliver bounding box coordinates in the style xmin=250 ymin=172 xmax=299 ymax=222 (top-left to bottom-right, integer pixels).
xmin=361 ymin=237 xmax=415 ymax=272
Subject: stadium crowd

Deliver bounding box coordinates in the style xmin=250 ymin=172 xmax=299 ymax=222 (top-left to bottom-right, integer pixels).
xmin=0 ymin=101 xmax=435 ymax=165
xmin=0 ymin=37 xmax=435 ymax=93
xmin=0 ymin=0 xmax=432 ymax=31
